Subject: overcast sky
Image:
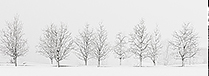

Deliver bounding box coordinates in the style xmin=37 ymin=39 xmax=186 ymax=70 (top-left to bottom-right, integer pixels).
xmin=0 ymin=0 xmax=207 ymax=64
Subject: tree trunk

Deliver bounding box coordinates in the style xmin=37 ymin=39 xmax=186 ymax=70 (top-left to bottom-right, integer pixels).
xmin=119 ymin=58 xmax=122 ymax=65
xmin=97 ymin=59 xmax=100 ymax=67
xmin=84 ymin=59 xmax=88 ymax=66
xmin=50 ymin=58 xmax=53 ymax=64
xmin=181 ymin=58 xmax=185 ymax=67
xmin=139 ymin=55 xmax=142 ymax=67
xmin=57 ymin=61 xmax=60 ymax=67
xmin=153 ymin=60 xmax=156 ymax=66
xmin=14 ymin=57 xmax=18 ymax=66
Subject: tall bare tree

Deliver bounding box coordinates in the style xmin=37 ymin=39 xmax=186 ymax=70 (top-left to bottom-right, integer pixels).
xmin=37 ymin=24 xmax=56 ymax=64
xmin=129 ymin=19 xmax=151 ymax=67
xmin=38 ymin=23 xmax=74 ymax=67
xmin=74 ymin=24 xmax=95 ymax=66
xmin=0 ymin=16 xmax=28 ymax=66
xmin=169 ymin=23 xmax=199 ymax=67
xmin=114 ymin=32 xmax=130 ymax=65
xmin=94 ymin=23 xmax=110 ymax=67
xmin=148 ymin=26 xmax=162 ymax=66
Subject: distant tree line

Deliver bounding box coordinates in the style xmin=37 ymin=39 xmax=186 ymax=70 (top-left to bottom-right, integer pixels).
xmin=0 ymin=16 xmax=200 ymax=67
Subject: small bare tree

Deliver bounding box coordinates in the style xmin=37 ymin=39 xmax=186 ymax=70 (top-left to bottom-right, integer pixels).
xmin=129 ymin=19 xmax=151 ymax=67
xmin=0 ymin=16 xmax=28 ymax=66
xmin=37 ymin=24 xmax=56 ymax=64
xmin=94 ymin=23 xmax=110 ymax=67
xmin=74 ymin=24 xmax=95 ymax=66
xmin=114 ymin=32 xmax=130 ymax=65
xmin=163 ymin=44 xmax=171 ymax=66
xmin=169 ymin=23 xmax=199 ymax=67
xmin=148 ymin=26 xmax=162 ymax=66
xmin=38 ymin=23 xmax=74 ymax=67
xmin=53 ymin=24 xmax=74 ymax=67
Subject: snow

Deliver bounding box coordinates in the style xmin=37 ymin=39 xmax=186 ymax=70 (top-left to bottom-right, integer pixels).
xmin=0 ymin=64 xmax=207 ymax=76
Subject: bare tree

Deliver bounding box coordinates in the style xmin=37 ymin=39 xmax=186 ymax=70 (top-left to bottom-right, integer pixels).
xmin=94 ymin=23 xmax=110 ymax=67
xmin=129 ymin=19 xmax=151 ymax=67
xmin=114 ymin=32 xmax=130 ymax=65
xmin=169 ymin=23 xmax=199 ymax=67
xmin=148 ymin=26 xmax=162 ymax=66
xmin=0 ymin=16 xmax=28 ymax=66
xmin=53 ymin=24 xmax=74 ymax=67
xmin=163 ymin=44 xmax=171 ymax=66
xmin=38 ymin=23 xmax=74 ymax=67
xmin=74 ymin=24 xmax=95 ymax=66
xmin=37 ymin=24 xmax=56 ymax=64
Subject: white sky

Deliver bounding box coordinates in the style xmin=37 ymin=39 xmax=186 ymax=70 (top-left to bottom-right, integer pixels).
xmin=0 ymin=0 xmax=207 ymax=64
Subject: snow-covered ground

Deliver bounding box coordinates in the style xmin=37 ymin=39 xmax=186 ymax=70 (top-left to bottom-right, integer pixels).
xmin=0 ymin=64 xmax=207 ymax=76
xmin=0 ymin=47 xmax=207 ymax=76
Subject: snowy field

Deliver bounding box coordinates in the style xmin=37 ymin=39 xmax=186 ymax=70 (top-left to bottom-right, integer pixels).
xmin=0 ymin=64 xmax=207 ymax=76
